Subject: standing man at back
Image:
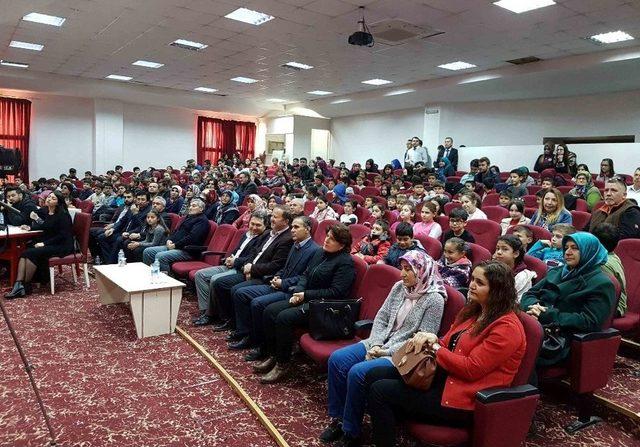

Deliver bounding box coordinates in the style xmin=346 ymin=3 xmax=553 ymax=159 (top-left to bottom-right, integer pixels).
xmin=436 ymin=137 xmax=459 ymax=171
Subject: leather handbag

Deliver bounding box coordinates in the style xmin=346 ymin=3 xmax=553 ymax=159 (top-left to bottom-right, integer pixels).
xmin=540 ymin=324 xmax=567 ymax=361
xmin=392 ymin=340 xmax=437 ymax=391
xmin=308 ymin=299 xmax=361 ymax=341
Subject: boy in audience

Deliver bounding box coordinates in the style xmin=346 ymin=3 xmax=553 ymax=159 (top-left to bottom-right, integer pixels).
xmin=351 ymin=220 xmax=391 ymax=265
xmin=512 ymin=225 xmax=533 ymax=252
xmin=442 ymin=208 xmax=475 ymax=244
xmin=426 ymin=173 xmax=438 ymax=189
xmin=498 ymin=191 xmax=513 ymax=208
xmin=535 ymin=189 xmax=546 ymax=206
xmin=88 ymin=182 xmax=106 ymax=209
xmin=363 ymin=196 xmax=374 ymax=211
xmin=526 ymin=223 xmax=576 ymax=267
xmin=386 ymin=196 xmax=397 ymax=213
xmin=592 ymin=223 xmax=627 ymax=317
xmin=78 ymin=181 xmax=93 ymax=200
xmin=464 ymin=180 xmax=475 ymax=192
xmin=339 ymin=200 xmax=358 ymax=225
xmin=459 ymin=159 xmax=479 ymax=184
xmin=425 ymin=181 xmax=449 ymax=202
xmin=382 ymin=222 xmax=425 ymax=268
xmin=540 ymin=177 xmax=555 ymax=190
xmin=506 ymin=169 xmax=528 ymax=198
xmin=390 ymin=184 xmax=401 ymax=197
xmin=408 ymin=183 xmax=426 ymax=205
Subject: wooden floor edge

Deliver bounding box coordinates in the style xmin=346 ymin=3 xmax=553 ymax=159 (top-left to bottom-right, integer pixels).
xmin=175 ymin=326 xmax=290 ymax=447
xmin=592 ymin=393 xmax=640 ymax=422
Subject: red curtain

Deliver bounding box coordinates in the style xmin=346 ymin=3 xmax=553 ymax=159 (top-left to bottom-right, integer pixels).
xmin=0 ymin=97 xmax=31 ymax=181
xmin=197 ymin=116 xmax=255 ymax=165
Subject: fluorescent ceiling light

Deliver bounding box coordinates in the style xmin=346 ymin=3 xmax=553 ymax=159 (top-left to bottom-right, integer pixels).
xmin=384 ymin=89 xmax=415 ymax=96
xmin=132 ymin=60 xmax=164 ymax=68
xmin=171 ymin=39 xmax=208 ymax=50
xmin=106 ymin=74 xmax=132 ymax=81
xmin=458 ymin=74 xmax=502 ymax=84
xmin=284 ymin=61 xmax=313 ymax=70
xmin=590 ymin=31 xmax=634 ymax=44
xmin=22 ymin=12 xmax=66 ymax=26
xmin=330 ymin=99 xmax=351 ymax=104
xmin=438 ymin=61 xmax=477 ymax=71
xmin=493 ymin=0 xmax=555 ymax=14
xmin=231 ymin=76 xmax=258 ymax=83
xmin=308 ymin=90 xmax=333 ymax=96
xmin=266 ymin=98 xmax=287 ymax=103
xmin=194 ymin=87 xmax=217 ymax=93
xmin=603 ymin=51 xmax=640 ymax=63
xmin=225 ymin=7 xmax=274 ymax=26
xmin=0 ymin=60 xmax=29 ymax=68
xmin=9 ymin=40 xmax=44 ymax=51
xmin=362 ymin=78 xmax=392 ymax=86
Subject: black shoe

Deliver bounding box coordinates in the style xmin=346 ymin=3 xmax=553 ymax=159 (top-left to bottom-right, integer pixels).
xmin=228 ymin=336 xmax=252 ymax=350
xmin=193 ymin=315 xmax=215 ymax=326
xmin=5 ymin=282 xmax=25 ymax=300
xmin=212 ymin=319 xmax=233 ymax=332
xmin=244 ymin=347 xmax=266 ymax=362
xmin=191 ymin=310 xmax=206 ymax=323
xmin=319 ymin=419 xmax=343 ymax=444
xmin=335 ymin=433 xmax=359 ymax=447
xmin=226 ymin=331 xmax=244 ymax=342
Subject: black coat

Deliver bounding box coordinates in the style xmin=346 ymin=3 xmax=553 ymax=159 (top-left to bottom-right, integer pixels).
xmin=294 ymin=250 xmax=355 ymax=301
xmin=170 ymin=213 xmax=210 ymax=249
xmin=4 ymin=197 xmax=38 ymax=226
xmin=436 ymin=146 xmax=459 ymax=171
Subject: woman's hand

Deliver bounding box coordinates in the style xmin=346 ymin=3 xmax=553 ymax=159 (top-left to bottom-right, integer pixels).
xmin=34 ymin=242 xmax=44 ymax=248
xmin=366 ymin=346 xmax=384 ymax=360
xmin=29 ymin=211 xmax=39 ymax=221
xmin=526 ymin=304 xmax=547 ymax=319
xmin=289 ymin=292 xmax=304 ymax=305
xmin=408 ymin=332 xmax=439 ymax=354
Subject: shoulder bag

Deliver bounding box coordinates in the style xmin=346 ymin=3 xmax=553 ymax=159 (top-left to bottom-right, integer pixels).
xmin=308 ymin=298 xmax=361 ymax=341
xmin=391 ymin=340 xmax=437 ymax=391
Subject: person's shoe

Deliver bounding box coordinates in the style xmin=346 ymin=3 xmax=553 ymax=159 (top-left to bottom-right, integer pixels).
xmin=319 ymin=419 xmax=343 ymax=444
xmin=193 ymin=314 xmax=215 ymax=327
xmin=212 ymin=319 xmax=233 ymax=332
xmin=259 ymin=363 xmax=291 ymax=384
xmin=225 ymin=331 xmax=244 ymax=342
xmin=244 ymin=347 xmax=266 ymax=362
xmin=253 ymin=356 xmax=276 ymax=374
xmin=23 ymin=283 xmax=33 ymax=296
xmin=334 ymin=433 xmax=360 ymax=447
xmin=191 ymin=310 xmax=206 ymax=323
xmin=228 ymin=336 xmax=252 ymax=350
xmin=5 ymin=281 xmax=25 ymax=300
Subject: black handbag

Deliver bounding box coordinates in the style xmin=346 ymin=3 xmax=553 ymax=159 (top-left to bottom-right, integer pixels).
xmin=540 ymin=324 xmax=567 ymax=361
xmin=308 ymin=299 xmax=361 ymax=341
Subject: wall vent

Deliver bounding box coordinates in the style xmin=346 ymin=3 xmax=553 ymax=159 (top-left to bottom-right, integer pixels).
xmin=370 ymin=19 xmax=443 ymax=46
xmin=506 ymin=56 xmax=542 ymax=65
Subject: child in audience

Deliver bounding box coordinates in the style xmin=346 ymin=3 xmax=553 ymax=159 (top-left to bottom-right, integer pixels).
xmin=459 ymin=159 xmax=479 ymax=184
xmin=408 ymin=183 xmax=426 ymax=205
xmin=364 ymin=196 xmax=374 ymax=211
xmin=498 ymin=191 xmax=513 ymax=208
xmin=390 ymin=202 xmax=415 ymax=233
xmin=351 ymin=220 xmax=391 ymax=265
xmin=460 ymin=191 xmax=487 ymax=220
xmin=526 ymin=223 xmax=576 ymax=267
xmin=505 ymin=169 xmax=528 ymax=198
xmin=592 ymin=223 xmax=627 ymax=317
xmin=426 ymin=173 xmax=438 ymax=189
xmin=382 ymin=222 xmax=425 ymax=269
xmin=339 ymin=200 xmax=358 ymax=225
xmin=425 ymin=181 xmax=448 ymax=202
xmin=437 ymin=237 xmax=472 ymax=288
xmin=540 ymin=177 xmax=554 ymax=190
xmin=395 ymin=193 xmax=408 ymax=208
xmin=370 ymin=203 xmax=385 ymax=221
xmin=501 ymin=200 xmax=531 ymax=235
xmin=535 ymin=189 xmax=545 ymax=206
xmin=463 ymin=180 xmax=475 ymax=192
xmin=386 ymin=196 xmax=397 ymax=213
xmin=310 ymin=195 xmax=338 ymax=223
xmin=512 ymin=225 xmax=533 ymax=251
xmin=442 ymin=208 xmax=476 ymax=244
xmin=493 ymin=234 xmax=536 ymax=301
xmin=413 ymin=202 xmax=442 ymax=240
xmin=390 ymin=184 xmax=400 ymax=197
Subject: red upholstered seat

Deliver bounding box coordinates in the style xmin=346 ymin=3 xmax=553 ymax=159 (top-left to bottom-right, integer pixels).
xmin=171 ymin=224 xmax=235 ymax=278
xmin=521 ymin=195 xmax=538 ymax=208
xmin=48 ymin=253 xmax=86 ymax=266
xmin=465 ymin=219 xmax=501 ymax=252
xmin=481 ymin=205 xmax=509 ymax=223
xmin=467 ymin=243 xmax=492 ymax=266
xmin=414 ymin=234 xmax=442 ymax=260
xmin=523 ymin=255 xmax=547 ymax=284
xmin=481 ymin=193 xmax=499 ymax=207
xmin=313 ymin=219 xmax=339 ymax=245
xmin=360 ymin=186 xmax=380 ymax=197
xmin=172 ymin=261 xmax=210 ymax=277
xmin=570 ymin=210 xmax=590 ymax=231
xmin=613 ymin=239 xmax=640 ymax=336
xmin=444 ymin=202 xmax=462 ymax=215
xmin=348 ymin=224 xmax=370 ymax=250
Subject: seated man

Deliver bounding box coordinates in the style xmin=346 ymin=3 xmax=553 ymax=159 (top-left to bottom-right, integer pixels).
xmin=229 ymin=216 xmax=319 ymax=356
xmin=142 ymin=198 xmax=209 ymax=272
xmin=2 ymin=186 xmax=38 ymax=226
xmin=589 ymin=177 xmax=640 ymax=240
xmin=89 ymin=189 xmax=134 ymax=260
xmin=192 ymin=211 xmax=269 ymax=326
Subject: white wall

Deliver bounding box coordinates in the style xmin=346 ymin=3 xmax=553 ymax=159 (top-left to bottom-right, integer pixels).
xmin=293 ymin=115 xmax=330 ymax=161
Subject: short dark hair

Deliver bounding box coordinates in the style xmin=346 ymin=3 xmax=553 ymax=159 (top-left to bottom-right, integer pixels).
xmin=479 ymin=157 xmax=491 ymax=165
xmin=444 ymin=237 xmax=467 ymax=254
xmin=315 ymin=174 xmax=325 ymax=182
xmin=293 ymin=215 xmax=313 ymax=231
xmin=135 ymin=190 xmax=150 ymax=200
xmin=395 ymin=221 xmax=414 ymax=238
xmin=512 ymin=225 xmax=532 ymax=239
xmin=497 ymin=234 xmax=525 ymax=265
xmin=251 ymin=210 xmax=270 ymax=227
xmin=470 ymin=159 xmax=479 ymax=168
xmin=449 ymin=207 xmax=469 ymax=221
xmin=510 ymin=168 xmax=523 ymax=177
xmin=326 ymin=223 xmax=352 ymax=253
xmin=5 ymin=186 xmax=23 ymax=196
xmin=499 ymin=190 xmax=513 ymax=199
xmin=115 ymin=165 xmax=123 ymax=170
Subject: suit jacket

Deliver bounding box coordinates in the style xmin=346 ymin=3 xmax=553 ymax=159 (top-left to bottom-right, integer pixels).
xmin=126 ymin=203 xmax=152 ymax=233
xmin=4 ymin=197 xmax=38 ymax=226
xmin=278 ymin=239 xmax=320 ymax=291
xmin=437 ymin=146 xmax=459 ymax=171
xmin=231 ymin=232 xmax=267 ymax=269
xmin=249 ymin=229 xmax=294 ymax=279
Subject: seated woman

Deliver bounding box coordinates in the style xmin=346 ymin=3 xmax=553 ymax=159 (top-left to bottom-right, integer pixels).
xmin=123 ymin=210 xmax=170 ymax=262
xmin=321 ymin=250 xmax=446 ymax=445
xmin=493 ymin=235 xmax=536 ymax=301
xmin=351 ymin=220 xmax=391 ymax=265
xmin=179 ymin=184 xmax=200 ymax=216
xmin=500 ymin=200 xmax=530 ymax=235
xmin=596 ymin=158 xmax=615 ymax=183
xmin=521 ymin=232 xmax=616 ymax=366
xmin=6 ymin=191 xmax=74 ymax=299
xmin=233 ymin=194 xmax=266 ymax=229
xmin=530 ymin=187 xmax=572 ymax=231
xmin=364 ymin=261 xmax=526 ymax=447
xmin=310 ymin=195 xmax=338 ymax=223
xmin=565 ymin=170 xmax=602 ymax=211
xmin=256 ymin=224 xmax=355 ymax=383
xmin=413 ymin=201 xmax=442 ymax=240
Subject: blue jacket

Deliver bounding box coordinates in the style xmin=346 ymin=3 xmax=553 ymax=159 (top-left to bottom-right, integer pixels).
xmin=529 ymin=208 xmax=572 ymax=231
xmin=278 ymin=239 xmax=320 ymax=292
xmin=170 ymin=213 xmax=210 ymax=249
xmin=527 ymin=241 xmax=565 ymax=268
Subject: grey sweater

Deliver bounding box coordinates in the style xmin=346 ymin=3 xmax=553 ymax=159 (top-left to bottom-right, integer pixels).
xmin=138 ymin=225 xmax=169 ymax=249
xmin=362 ymin=281 xmax=445 ymax=356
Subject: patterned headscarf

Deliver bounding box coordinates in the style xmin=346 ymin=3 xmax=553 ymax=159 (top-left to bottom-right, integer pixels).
xmin=399 ymin=250 xmax=447 ymax=301
xmin=247 ymin=194 xmax=266 ymax=212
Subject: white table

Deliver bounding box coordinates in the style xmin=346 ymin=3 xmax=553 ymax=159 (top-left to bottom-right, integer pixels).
xmin=93 ymin=263 xmax=185 ymax=338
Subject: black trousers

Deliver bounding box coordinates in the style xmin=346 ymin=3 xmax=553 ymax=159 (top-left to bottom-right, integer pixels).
xmin=89 ymin=227 xmax=105 ymax=258
xmin=262 ymin=300 xmax=308 ymax=364
xmin=212 ymin=272 xmax=263 ymax=321
xmin=365 ymin=365 xmax=473 ymax=447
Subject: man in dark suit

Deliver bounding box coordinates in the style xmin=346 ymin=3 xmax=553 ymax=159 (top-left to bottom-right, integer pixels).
xmin=436 ymin=136 xmax=459 ymax=171
xmin=228 ymin=215 xmax=319 ymax=354
xmin=3 ymin=186 xmax=38 ymax=226
xmin=211 ymin=205 xmax=294 ymax=331
xmin=235 ymin=171 xmax=258 ymax=205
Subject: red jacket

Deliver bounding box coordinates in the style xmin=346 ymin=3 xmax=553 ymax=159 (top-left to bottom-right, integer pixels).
xmin=436 ymin=312 xmax=526 ymax=410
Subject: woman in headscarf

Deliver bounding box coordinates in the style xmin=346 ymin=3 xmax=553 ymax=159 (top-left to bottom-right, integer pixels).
xmin=179 ymin=184 xmax=200 ymax=216
xmin=320 ymin=250 xmax=446 ymax=446
xmin=317 ymin=159 xmax=333 ymax=178
xmin=233 ymin=194 xmax=266 ymax=229
xmin=521 ymin=232 xmax=616 ymax=366
xmin=566 ymin=170 xmax=602 ymax=211
xmin=534 ymin=143 xmax=555 ymax=173
xmin=435 ymin=156 xmax=455 ymax=182
xmin=332 ymin=182 xmax=349 ymax=205
xmin=364 ymin=158 xmax=379 ymax=173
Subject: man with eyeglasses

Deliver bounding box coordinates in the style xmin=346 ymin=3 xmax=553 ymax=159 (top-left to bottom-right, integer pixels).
xmin=589 ymin=177 xmax=640 ymax=240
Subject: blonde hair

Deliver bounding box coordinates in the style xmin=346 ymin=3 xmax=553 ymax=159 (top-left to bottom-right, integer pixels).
xmin=533 ymin=187 xmax=565 ymax=226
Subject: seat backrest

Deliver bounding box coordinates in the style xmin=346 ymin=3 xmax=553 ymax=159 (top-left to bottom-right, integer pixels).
xmin=444 ymin=201 xmax=462 ymax=215
xmin=575 ymin=198 xmax=588 ymax=212
xmin=481 ymin=193 xmax=500 ymax=207
xmin=203 ymin=221 xmax=218 ymax=246
xmin=225 ymin=228 xmax=246 ymax=257
xmin=357 ymin=264 xmax=401 ymax=320
xmin=203 ymin=224 xmax=236 ymax=265
xmin=512 ymin=312 xmax=544 ymax=386
xmin=570 ymin=210 xmax=591 ymax=231
xmin=465 ymin=219 xmax=501 ymax=252
xmin=482 ymin=205 xmax=509 ymax=223
xmin=506 ymin=224 xmax=552 ymax=244
xmin=73 ymin=212 xmax=92 ymax=256
xmin=167 ymin=213 xmax=181 ymax=231
xmin=349 ymin=224 xmax=371 ymax=249
xmin=257 ymin=185 xmax=271 ymax=196
xmin=523 ymin=255 xmax=547 ymax=284
xmin=521 ymin=195 xmax=538 ymax=208
xmin=350 ymin=255 xmax=368 ymax=298
xmin=304 ymin=200 xmax=316 ymax=216
xmin=603 ymin=273 xmax=621 ymax=329
xmin=313 ymin=219 xmax=339 ymax=245
xmin=354 ymin=206 xmax=371 ymax=224
xmin=438 ymin=285 xmax=465 ymax=336
xmin=237 ymin=205 xmax=248 ymax=215
xmin=557 ymin=185 xmax=573 ymax=194
xmin=467 ymin=242 xmax=492 ymax=265
xmin=435 ymin=215 xmax=449 ymax=233
xmin=360 ymin=186 xmax=380 ymax=197
xmin=527 ymin=185 xmax=542 ymax=195
xmin=414 ymin=234 xmax=442 ymax=260
xmin=615 ymin=239 xmax=640 ymax=316
xmin=349 ymin=194 xmax=365 ymax=206
xmin=330 ymin=203 xmax=344 ymax=215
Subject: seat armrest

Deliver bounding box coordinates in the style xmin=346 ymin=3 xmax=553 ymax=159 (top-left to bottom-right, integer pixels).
xmin=202 ymin=250 xmax=226 ymax=256
xmin=571 ymin=328 xmax=620 ymax=342
xmin=184 ymin=245 xmax=207 ymax=252
xmin=354 ymin=319 xmax=374 ymax=331
xmin=476 ymin=384 xmax=538 ymax=404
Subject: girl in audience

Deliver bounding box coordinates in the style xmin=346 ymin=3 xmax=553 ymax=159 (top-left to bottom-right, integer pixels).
xmin=413 ymin=201 xmax=443 ymax=240
xmin=379 ymin=184 xmax=391 ymax=198
xmin=521 ymin=232 xmax=616 ymax=366
xmin=310 ymin=195 xmax=338 ymax=223
xmin=573 ymin=164 xmax=590 ymax=181
xmin=437 ymin=237 xmax=472 ymax=288
xmin=493 ymin=235 xmax=536 ymax=301
xmin=553 ymin=144 xmax=569 ymax=174
xmin=381 ymin=164 xmax=395 ymax=183
xmin=233 ymin=194 xmax=266 ymax=229
xmin=460 ymin=191 xmax=487 ymax=220
xmin=124 ymin=210 xmax=170 ymax=262
xmin=370 ymin=203 xmax=385 ymax=222
xmin=530 ymin=188 xmax=572 ymax=231
xmin=365 ymin=158 xmax=379 ymax=173
xmin=373 ymin=175 xmax=384 ymax=189
xmin=566 ymin=170 xmax=602 ymax=211
xmin=321 ymin=250 xmax=445 ymax=446
xmin=596 ymin=158 xmax=615 ymax=183
xmin=534 ymin=143 xmax=555 ymax=173
xmin=390 ymin=202 xmax=415 ymax=233
xmin=351 ymin=220 xmax=391 ymax=265
xmin=339 ymin=200 xmax=358 ymax=226
xmin=365 ymin=261 xmax=526 ymax=446
xmin=386 ymin=196 xmax=398 ymax=214
xmin=500 ymin=200 xmax=530 ymax=235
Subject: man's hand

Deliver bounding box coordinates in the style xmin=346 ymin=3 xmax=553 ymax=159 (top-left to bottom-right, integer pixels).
xmin=243 ymin=263 xmax=252 ymax=275
xmin=122 ymin=232 xmax=130 ymax=239
xmin=34 ymin=242 xmax=44 ymax=248
xmin=29 ymin=211 xmax=39 ymax=221
xmin=127 ymin=242 xmax=140 ymax=250
xmin=166 ymin=240 xmax=175 ymax=250
xmin=289 ymin=292 xmax=304 ymax=305
xmin=129 ymin=233 xmax=140 ymax=240
xmin=105 ymin=228 xmax=114 ymax=237
xmin=271 ymin=276 xmax=282 ymax=289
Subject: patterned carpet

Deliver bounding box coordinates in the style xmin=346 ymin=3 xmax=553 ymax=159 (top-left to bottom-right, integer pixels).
xmin=1 ymin=277 xmax=639 ymax=447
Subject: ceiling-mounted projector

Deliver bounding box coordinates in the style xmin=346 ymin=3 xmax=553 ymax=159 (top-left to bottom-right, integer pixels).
xmin=348 ymin=7 xmax=374 ymax=47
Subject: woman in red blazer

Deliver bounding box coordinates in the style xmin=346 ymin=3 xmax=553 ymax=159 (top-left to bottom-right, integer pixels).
xmin=365 ymin=260 xmax=526 ymax=447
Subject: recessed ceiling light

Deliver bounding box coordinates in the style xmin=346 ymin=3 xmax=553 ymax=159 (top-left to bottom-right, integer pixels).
xmin=438 ymin=61 xmax=477 ymax=71
xmin=458 ymin=74 xmax=502 ymax=84
xmin=22 ymin=12 xmax=66 ymax=26
xmin=231 ymin=76 xmax=259 ymax=84
xmin=194 ymin=87 xmax=218 ymax=93
xmin=9 ymin=40 xmax=44 ymax=51
xmin=266 ymin=98 xmax=287 ymax=103
xmin=284 ymin=61 xmax=313 ymax=70
xmin=493 ymin=0 xmax=555 ymax=14
xmin=362 ymin=78 xmax=392 ymax=86
xmin=132 ymin=60 xmax=164 ymax=69
xmin=590 ymin=31 xmax=634 ymax=44
xmin=0 ymin=60 xmax=29 ymax=68
xmin=603 ymin=51 xmax=640 ymax=63
xmin=106 ymin=74 xmax=132 ymax=81
xmin=384 ymin=89 xmax=415 ymax=96
xmin=330 ymin=99 xmax=351 ymax=104
xmin=308 ymin=90 xmax=333 ymax=96
xmin=225 ymin=7 xmax=274 ymax=26
xmin=171 ymin=39 xmax=208 ymax=51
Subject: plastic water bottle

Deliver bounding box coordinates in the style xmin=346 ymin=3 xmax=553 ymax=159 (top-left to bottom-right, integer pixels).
xmin=150 ymin=259 xmax=160 ymax=284
xmin=117 ymin=249 xmax=126 ymax=267
xmin=94 ymin=256 xmax=101 ymax=266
